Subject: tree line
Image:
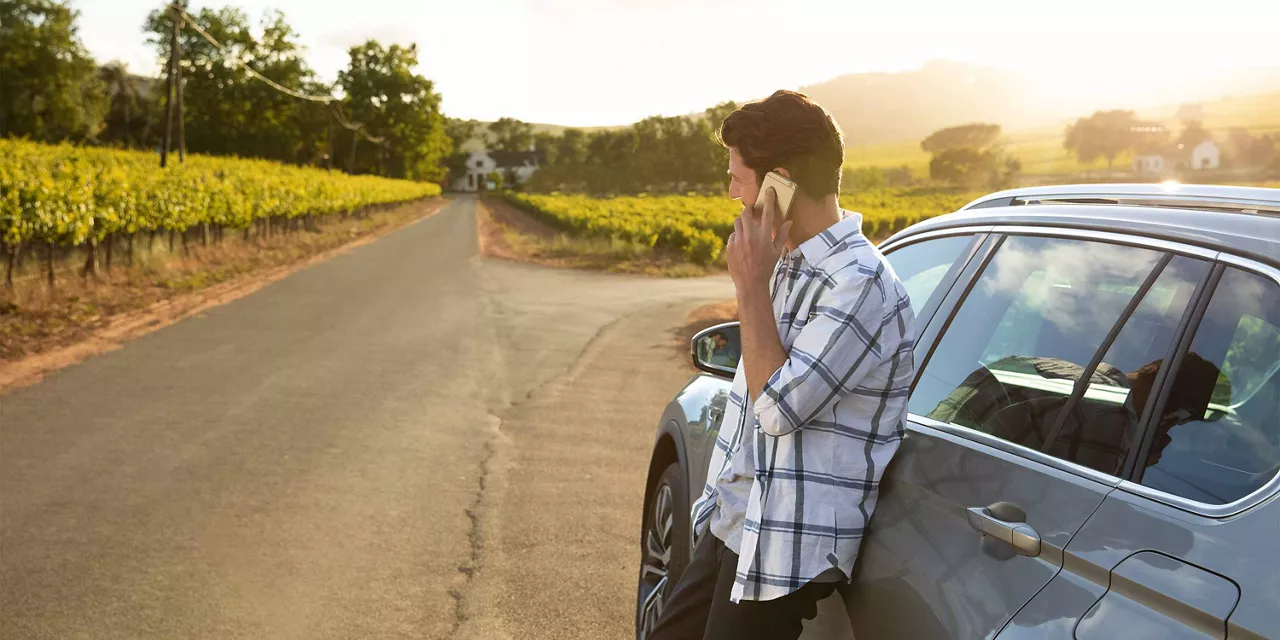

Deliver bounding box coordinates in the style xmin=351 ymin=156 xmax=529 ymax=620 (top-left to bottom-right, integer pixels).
xmin=1063 ymin=110 xmax=1276 ymax=172
xmin=451 ymin=102 xmax=739 ymax=195
xmin=0 ymin=0 xmax=450 ymax=181
xmin=873 ymin=110 xmax=1278 ymax=190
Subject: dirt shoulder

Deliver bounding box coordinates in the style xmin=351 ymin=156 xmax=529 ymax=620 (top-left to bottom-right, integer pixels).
xmin=476 ymin=196 xmax=725 ymax=278
xmin=1 ymin=198 xmax=445 ymax=392
xmin=455 ymin=297 xmax=727 ymax=640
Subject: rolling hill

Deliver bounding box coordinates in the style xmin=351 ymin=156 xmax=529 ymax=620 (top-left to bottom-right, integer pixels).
xmin=845 ymin=91 xmax=1280 ymax=176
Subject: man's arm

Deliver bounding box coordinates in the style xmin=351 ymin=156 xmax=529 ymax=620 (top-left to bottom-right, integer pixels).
xmin=739 ymin=280 xmax=787 ymax=403
xmin=724 ymin=186 xmax=794 ymax=407
xmin=751 ymin=271 xmax=902 ymax=437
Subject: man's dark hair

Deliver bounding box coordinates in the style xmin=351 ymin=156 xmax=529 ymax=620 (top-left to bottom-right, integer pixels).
xmin=717 ymin=90 xmax=845 ymax=199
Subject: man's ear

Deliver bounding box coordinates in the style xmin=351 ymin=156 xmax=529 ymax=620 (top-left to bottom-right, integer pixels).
xmin=772 ymin=167 xmax=792 ymax=180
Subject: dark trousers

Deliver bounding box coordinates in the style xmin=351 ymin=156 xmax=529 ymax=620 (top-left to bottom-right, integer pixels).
xmin=647 ymin=534 xmax=837 ymax=640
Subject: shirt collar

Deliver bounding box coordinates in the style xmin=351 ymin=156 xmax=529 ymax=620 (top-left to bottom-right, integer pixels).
xmin=793 ymin=210 xmax=865 ymax=266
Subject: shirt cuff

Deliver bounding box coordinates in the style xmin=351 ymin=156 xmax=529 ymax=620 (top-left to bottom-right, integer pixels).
xmin=751 ymin=381 xmax=795 ymax=437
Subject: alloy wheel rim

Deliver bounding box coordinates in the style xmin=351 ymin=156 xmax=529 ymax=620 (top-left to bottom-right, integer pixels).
xmin=637 ymin=482 xmax=674 ymax=638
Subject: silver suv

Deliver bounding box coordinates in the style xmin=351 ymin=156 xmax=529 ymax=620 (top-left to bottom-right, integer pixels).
xmin=637 ymin=184 xmax=1280 ymax=639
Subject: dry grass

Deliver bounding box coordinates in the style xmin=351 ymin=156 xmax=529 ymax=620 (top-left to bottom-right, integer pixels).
xmin=476 ymin=196 xmax=723 ymax=277
xmin=0 ymin=199 xmax=444 ymax=362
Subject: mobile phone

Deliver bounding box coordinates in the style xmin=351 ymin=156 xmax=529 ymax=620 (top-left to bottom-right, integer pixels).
xmin=759 ymin=171 xmax=796 ymax=220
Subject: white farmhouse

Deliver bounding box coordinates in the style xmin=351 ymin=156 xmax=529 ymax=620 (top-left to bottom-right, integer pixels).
xmin=1190 ymin=140 xmax=1221 ymax=171
xmin=450 ymin=147 xmax=542 ymax=192
xmin=1133 ymin=154 xmax=1166 ymax=175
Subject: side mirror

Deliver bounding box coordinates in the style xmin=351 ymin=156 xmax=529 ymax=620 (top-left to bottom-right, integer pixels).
xmin=691 ymin=322 xmax=740 ymax=378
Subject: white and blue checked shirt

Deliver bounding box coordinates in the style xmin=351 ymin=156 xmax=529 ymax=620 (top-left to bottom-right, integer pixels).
xmin=691 ymin=211 xmax=916 ymax=603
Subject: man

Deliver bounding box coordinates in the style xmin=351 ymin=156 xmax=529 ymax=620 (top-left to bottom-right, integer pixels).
xmin=647 ymin=90 xmax=916 ymax=639
xmin=706 ymin=332 xmax=740 ymax=368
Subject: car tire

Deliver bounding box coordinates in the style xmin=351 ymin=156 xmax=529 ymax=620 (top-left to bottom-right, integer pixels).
xmin=635 ymin=460 xmax=691 ymax=640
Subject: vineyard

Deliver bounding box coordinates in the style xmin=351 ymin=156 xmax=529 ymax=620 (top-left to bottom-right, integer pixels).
xmin=503 ymin=188 xmax=977 ymax=264
xmin=1 ymin=140 xmax=441 ymax=282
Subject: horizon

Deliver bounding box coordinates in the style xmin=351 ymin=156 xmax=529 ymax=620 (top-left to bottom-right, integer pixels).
xmin=75 ymin=0 xmax=1280 ymax=127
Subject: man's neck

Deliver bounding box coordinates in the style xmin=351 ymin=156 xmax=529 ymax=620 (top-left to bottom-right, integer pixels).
xmin=782 ymin=194 xmax=842 ymax=253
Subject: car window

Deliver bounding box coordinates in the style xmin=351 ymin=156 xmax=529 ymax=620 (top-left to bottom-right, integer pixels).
xmin=1140 ymin=266 xmax=1280 ymax=505
xmin=883 ymin=234 xmax=975 ymax=318
xmin=909 ymin=235 xmax=1193 ymax=476
xmin=1035 ymin=256 xmax=1209 ymax=474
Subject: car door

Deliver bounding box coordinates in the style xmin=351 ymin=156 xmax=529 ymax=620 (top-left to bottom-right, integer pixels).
xmin=844 ymin=231 xmax=1212 ymax=640
xmin=997 ymin=260 xmax=1280 ymax=639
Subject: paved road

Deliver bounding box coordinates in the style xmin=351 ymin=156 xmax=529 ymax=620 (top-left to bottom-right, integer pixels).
xmin=0 ymin=195 xmax=732 ymax=640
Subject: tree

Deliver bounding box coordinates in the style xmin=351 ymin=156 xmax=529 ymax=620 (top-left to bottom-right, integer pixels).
xmin=920 ymin=122 xmax=1016 ymax=186
xmin=920 ymin=123 xmax=1001 ymax=153
xmin=337 ymin=40 xmax=450 ymax=180
xmin=929 ymin=147 xmax=997 ymax=186
xmin=96 ymin=62 xmax=155 ymax=148
xmin=1064 ymin=110 xmax=1141 ymax=171
xmin=841 ymin=166 xmax=884 ymax=192
xmin=145 ymin=6 xmax=330 ymax=165
xmin=703 ymin=101 xmax=738 ymax=135
xmin=1177 ymin=120 xmax=1212 ymax=149
xmin=487 ymin=117 xmax=534 ymax=153
xmin=443 ymin=117 xmax=480 ymax=185
xmin=1223 ymin=126 xmax=1274 ymax=167
xmin=532 ymin=131 xmax=557 ymax=163
xmin=1227 ymin=128 xmax=1275 ymax=168
xmin=555 ymin=128 xmax=588 ymax=166
xmin=445 ymin=117 xmax=479 ymax=146
xmin=0 ymin=0 xmax=108 ymax=141
xmin=885 ymin=164 xmax=913 ymax=187
xmin=523 ymin=101 xmax=735 ymax=195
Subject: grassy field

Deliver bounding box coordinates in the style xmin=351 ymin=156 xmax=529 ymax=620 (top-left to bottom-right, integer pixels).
xmin=844 ymin=92 xmax=1280 ymax=177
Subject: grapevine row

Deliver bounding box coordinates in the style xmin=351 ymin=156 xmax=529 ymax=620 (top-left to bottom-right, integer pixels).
xmin=503 ymin=188 xmax=977 ymax=264
xmin=0 ymin=140 xmax=441 ymax=254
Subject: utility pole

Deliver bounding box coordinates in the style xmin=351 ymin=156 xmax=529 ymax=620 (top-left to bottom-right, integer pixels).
xmin=348 ymin=128 xmax=359 ymax=174
xmin=174 ymin=5 xmax=186 ymax=162
xmin=159 ymin=4 xmax=179 ymax=167
xmin=325 ymin=104 xmax=334 ymax=170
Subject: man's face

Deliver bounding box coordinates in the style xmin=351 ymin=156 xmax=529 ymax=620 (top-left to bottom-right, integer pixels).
xmin=727 ymin=148 xmax=761 ymax=208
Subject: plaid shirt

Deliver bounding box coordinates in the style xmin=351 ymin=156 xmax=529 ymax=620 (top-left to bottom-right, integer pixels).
xmin=691 ymin=212 xmax=916 ymax=603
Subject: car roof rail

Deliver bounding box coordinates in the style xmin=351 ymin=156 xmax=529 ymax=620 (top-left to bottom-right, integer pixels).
xmin=961 ymin=183 xmax=1280 ymax=215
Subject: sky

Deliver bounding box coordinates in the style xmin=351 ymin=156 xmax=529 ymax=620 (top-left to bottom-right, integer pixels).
xmin=75 ymin=0 xmax=1280 ymax=126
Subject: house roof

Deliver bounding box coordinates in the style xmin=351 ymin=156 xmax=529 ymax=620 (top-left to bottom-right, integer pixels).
xmin=487 ymin=150 xmax=544 ymax=168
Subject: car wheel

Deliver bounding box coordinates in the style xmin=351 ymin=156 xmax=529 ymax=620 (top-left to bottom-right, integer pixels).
xmin=636 ymin=461 xmax=690 ymax=640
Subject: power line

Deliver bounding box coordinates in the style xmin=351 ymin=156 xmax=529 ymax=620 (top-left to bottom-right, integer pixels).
xmin=169 ymin=4 xmax=386 ymax=146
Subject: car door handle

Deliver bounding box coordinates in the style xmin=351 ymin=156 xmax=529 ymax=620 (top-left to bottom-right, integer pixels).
xmin=967 ymin=506 xmax=1041 ymax=557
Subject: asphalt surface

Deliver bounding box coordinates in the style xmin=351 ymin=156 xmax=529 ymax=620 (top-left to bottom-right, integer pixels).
xmin=0 ymin=195 xmax=732 ymax=639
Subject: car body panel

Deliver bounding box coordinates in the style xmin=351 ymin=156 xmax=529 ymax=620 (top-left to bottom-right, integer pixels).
xmin=844 ymin=419 xmax=1115 ymax=640
xmin=667 ymin=373 xmax=731 ymax=508
xmin=1029 ymin=487 xmax=1278 ymax=639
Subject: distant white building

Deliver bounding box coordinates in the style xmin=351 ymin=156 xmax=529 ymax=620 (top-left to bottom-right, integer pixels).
xmin=1132 ymin=139 xmax=1222 ymax=175
xmin=450 ymin=147 xmax=542 ymax=192
xmin=1134 ymin=154 xmax=1166 ymax=175
xmin=1190 ymin=140 xmax=1221 ymax=171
